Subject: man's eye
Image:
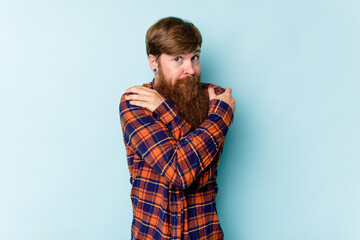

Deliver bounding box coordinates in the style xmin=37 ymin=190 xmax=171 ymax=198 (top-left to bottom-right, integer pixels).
xmin=175 ymin=57 xmax=181 ymax=62
xmin=191 ymin=55 xmax=199 ymax=61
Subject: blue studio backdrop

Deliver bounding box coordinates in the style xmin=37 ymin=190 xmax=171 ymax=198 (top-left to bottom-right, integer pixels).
xmin=0 ymin=0 xmax=359 ymax=239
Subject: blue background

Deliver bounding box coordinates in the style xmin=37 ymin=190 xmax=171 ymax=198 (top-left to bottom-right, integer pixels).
xmin=1 ymin=0 xmax=359 ymax=239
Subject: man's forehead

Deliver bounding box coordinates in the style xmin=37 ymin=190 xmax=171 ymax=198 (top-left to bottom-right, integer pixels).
xmin=173 ymin=47 xmax=201 ymax=56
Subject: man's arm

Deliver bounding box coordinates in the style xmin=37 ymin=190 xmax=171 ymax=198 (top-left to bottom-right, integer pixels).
xmin=154 ymin=84 xmax=229 ymax=189
xmin=120 ymin=94 xmax=233 ymax=189
xmin=152 ymin=98 xmax=192 ymax=140
xmin=146 ymin=86 xmax=221 ymax=190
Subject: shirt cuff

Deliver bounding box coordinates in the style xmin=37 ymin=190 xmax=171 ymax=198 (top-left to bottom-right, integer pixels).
xmin=153 ymin=99 xmax=180 ymax=125
xmin=208 ymin=99 xmax=234 ymax=128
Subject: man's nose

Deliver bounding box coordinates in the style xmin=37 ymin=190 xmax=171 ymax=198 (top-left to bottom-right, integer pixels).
xmin=184 ymin=61 xmax=195 ymax=75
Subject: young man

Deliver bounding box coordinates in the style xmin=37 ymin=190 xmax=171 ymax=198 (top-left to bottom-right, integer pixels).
xmin=119 ymin=17 xmax=236 ymax=240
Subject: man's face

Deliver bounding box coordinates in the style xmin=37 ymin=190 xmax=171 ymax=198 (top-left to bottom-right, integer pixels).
xmin=153 ymin=47 xmax=209 ymax=131
xmin=157 ymin=47 xmax=201 ymax=86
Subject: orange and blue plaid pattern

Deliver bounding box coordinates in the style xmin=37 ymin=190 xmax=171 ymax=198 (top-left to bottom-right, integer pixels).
xmin=119 ymin=81 xmax=234 ymax=240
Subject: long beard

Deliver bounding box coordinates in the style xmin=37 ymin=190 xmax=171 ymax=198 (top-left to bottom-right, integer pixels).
xmin=154 ymin=72 xmax=209 ymax=131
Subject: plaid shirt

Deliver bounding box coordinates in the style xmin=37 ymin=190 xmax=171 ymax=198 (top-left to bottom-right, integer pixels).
xmin=119 ymin=80 xmax=234 ymax=240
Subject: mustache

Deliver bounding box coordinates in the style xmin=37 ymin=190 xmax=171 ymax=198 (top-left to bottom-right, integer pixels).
xmin=175 ymin=75 xmax=199 ymax=84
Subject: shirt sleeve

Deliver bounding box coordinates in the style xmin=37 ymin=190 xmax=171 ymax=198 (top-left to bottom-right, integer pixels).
xmin=120 ymin=93 xmax=234 ymax=189
xmin=153 ymin=99 xmax=192 ymax=140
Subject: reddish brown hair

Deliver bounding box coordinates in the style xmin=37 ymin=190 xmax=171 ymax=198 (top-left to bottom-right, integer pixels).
xmin=146 ymin=17 xmax=202 ymax=57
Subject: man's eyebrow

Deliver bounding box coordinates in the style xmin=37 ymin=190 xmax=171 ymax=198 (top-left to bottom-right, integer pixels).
xmin=194 ymin=50 xmax=201 ymax=54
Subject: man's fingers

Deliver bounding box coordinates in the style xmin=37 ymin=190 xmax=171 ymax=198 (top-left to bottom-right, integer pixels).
xmin=208 ymin=87 xmax=216 ymax=99
xmin=129 ymin=99 xmax=159 ymax=112
xmin=129 ymin=100 xmax=147 ymax=108
xmin=125 ymin=86 xmax=153 ymax=96
xmin=125 ymin=86 xmax=149 ymax=95
xmin=224 ymin=88 xmax=232 ymax=94
xmin=125 ymin=93 xmax=149 ymax=102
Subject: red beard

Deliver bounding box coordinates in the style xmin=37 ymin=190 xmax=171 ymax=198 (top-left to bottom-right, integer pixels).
xmin=154 ymin=71 xmax=209 ymax=131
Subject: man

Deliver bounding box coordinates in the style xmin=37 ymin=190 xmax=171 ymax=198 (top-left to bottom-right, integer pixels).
xmin=119 ymin=17 xmax=236 ymax=240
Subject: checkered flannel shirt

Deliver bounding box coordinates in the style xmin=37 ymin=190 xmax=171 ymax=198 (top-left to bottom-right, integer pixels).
xmin=119 ymin=80 xmax=234 ymax=240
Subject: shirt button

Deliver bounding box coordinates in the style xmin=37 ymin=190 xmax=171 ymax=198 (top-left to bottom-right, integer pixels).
xmin=175 ymin=215 xmax=179 ymax=219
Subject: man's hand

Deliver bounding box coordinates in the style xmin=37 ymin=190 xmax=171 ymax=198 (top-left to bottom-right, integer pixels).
xmin=208 ymin=87 xmax=236 ymax=113
xmin=125 ymin=86 xmax=165 ymax=112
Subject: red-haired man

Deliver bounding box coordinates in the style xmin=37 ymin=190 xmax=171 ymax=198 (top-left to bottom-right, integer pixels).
xmin=120 ymin=17 xmax=236 ymax=240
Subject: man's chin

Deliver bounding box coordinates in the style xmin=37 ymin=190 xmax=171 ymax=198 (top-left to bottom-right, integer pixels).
xmin=177 ymin=81 xmax=189 ymax=90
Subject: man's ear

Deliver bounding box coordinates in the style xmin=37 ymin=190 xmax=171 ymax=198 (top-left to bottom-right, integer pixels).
xmin=148 ymin=54 xmax=159 ymax=71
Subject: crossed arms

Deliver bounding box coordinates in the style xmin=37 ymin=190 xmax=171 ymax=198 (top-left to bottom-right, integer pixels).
xmin=120 ymin=84 xmax=234 ymax=189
